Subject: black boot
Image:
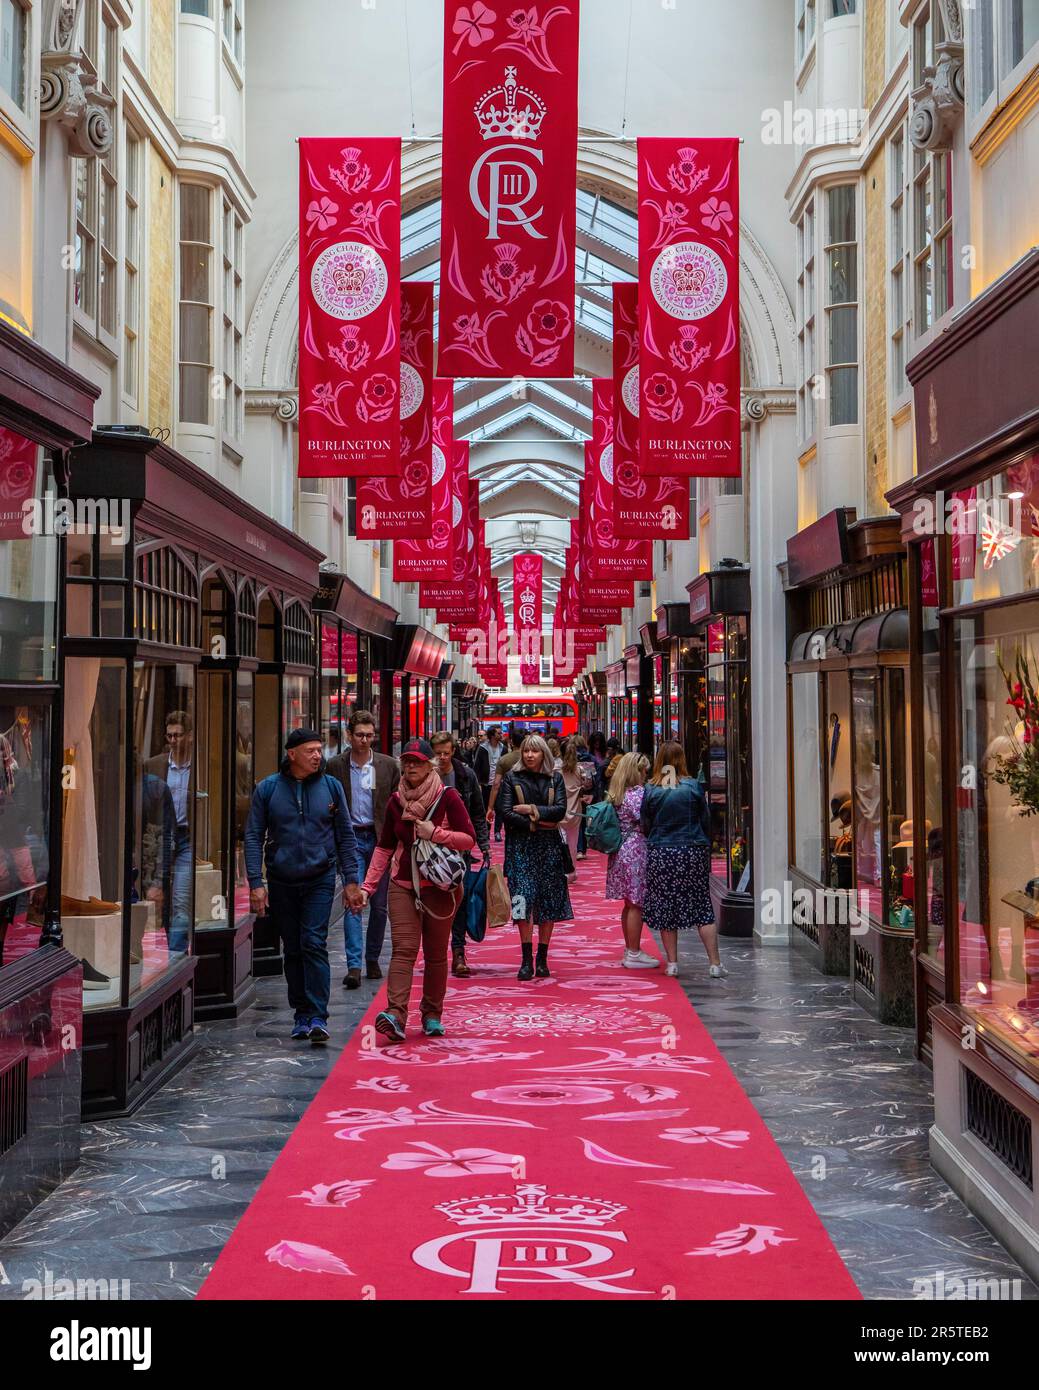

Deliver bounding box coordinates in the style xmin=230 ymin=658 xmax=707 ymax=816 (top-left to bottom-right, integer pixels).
xmin=535 ymin=943 xmax=550 ymax=978
xmin=517 ymin=943 xmax=535 ymax=981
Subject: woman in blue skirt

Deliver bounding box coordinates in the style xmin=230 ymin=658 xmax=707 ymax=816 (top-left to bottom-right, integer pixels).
xmin=640 ymin=741 xmax=726 ymax=981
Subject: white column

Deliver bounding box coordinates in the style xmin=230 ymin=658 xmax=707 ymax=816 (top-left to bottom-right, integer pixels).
xmin=746 ymin=390 xmax=797 ymax=945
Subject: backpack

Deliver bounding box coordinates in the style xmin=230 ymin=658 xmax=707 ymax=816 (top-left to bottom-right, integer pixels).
xmin=585 ymin=799 xmax=622 ymax=855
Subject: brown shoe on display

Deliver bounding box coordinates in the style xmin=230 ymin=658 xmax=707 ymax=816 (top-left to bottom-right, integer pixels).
xmin=365 ymin=960 xmax=382 ymax=980
xmin=452 ymin=950 xmax=471 ymax=978
xmin=344 ymin=967 xmax=362 ymax=989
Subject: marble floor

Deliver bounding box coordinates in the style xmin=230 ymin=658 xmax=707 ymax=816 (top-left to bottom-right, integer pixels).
xmin=0 ymin=921 xmax=1034 ymax=1301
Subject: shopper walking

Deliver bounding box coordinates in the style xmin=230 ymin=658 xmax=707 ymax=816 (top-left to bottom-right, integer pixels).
xmin=430 ymin=730 xmax=490 ymax=977
xmin=574 ymin=735 xmax=599 ymax=859
xmin=327 ymin=709 xmax=400 ymax=987
xmin=487 ymin=728 xmax=525 ymax=842
xmin=560 ymin=736 xmax=594 ymax=871
xmin=604 ymin=752 xmax=658 ymax=969
xmin=245 ymin=729 xmax=362 ymax=1042
xmin=351 ymin=739 xmax=476 ymax=1042
xmin=640 ymin=741 xmax=724 ymax=980
xmin=474 ymin=725 xmax=504 ymax=839
xmin=498 ymin=735 xmax=573 ymax=980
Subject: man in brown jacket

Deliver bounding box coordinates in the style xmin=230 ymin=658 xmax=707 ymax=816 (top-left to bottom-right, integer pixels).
xmin=327 ymin=709 xmax=400 ymax=987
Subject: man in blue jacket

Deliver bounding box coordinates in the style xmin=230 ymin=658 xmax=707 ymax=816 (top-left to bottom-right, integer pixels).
xmin=245 ymin=728 xmax=362 ymax=1042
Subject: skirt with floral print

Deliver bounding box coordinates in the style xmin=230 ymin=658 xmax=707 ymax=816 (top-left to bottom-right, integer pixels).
xmin=643 ymin=844 xmax=714 ymax=931
xmin=504 ymin=828 xmax=574 ymax=926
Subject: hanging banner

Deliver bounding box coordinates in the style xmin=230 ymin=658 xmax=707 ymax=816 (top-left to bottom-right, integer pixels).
xmin=299 ymin=137 xmax=401 ymax=477
xmin=420 ymin=471 xmax=479 ymax=610
xmin=393 ymin=380 xmax=455 ymax=580
xmin=357 ymin=281 xmax=434 ymax=538
xmin=638 ymin=137 xmax=740 ymax=478
xmin=514 ymin=552 xmax=543 ymax=685
xmin=581 ymin=380 xmax=652 ymax=581
xmin=0 ymin=428 xmax=38 ymax=540
xmin=438 ymin=1 xmax=580 ymax=378
xmin=613 ymin=283 xmax=690 ymax=538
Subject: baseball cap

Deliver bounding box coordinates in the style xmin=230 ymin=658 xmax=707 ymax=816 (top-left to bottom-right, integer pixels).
xmin=400 ymin=737 xmax=434 ymax=762
xmin=285 ymin=727 xmax=322 ymax=750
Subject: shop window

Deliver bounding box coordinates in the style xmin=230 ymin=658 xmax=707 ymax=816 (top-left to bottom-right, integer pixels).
xmin=392 ymin=673 xmax=404 ymax=757
xmin=282 ymin=675 xmax=312 ymax=743
xmin=0 ymin=441 xmax=58 ymax=681
xmin=134 ymin=544 xmax=200 ymax=648
xmin=885 ymin=667 xmax=915 ymax=928
xmin=284 ymin=599 xmax=315 ymax=668
xmin=791 ymin=671 xmax=825 ymax=881
xmin=132 ymin=662 xmax=195 ymax=1003
xmin=195 ymin=670 xmax=229 ymax=932
xmin=825 ymin=672 xmax=853 ymax=887
xmin=254 ymin=673 xmax=279 ymax=779
xmin=951 ymin=462 xmax=1039 ymax=608
xmin=825 ymin=185 xmax=859 ymax=426
xmin=852 ymin=673 xmax=883 ymax=921
xmin=201 ymin=574 xmax=230 ymax=655
xmin=257 ymin=594 xmax=277 ymax=663
xmin=954 ymin=601 xmax=1039 ymax=1063
xmin=0 ymin=704 xmax=51 ymax=972
xmin=66 ymin=526 xmax=131 ymax=639
xmin=320 ymin=619 xmax=341 ymax=758
xmin=237 ymin=581 xmax=257 ymax=658
xmin=62 ymin=657 xmax=126 ymax=1011
xmin=920 ymin=602 xmax=944 ymax=964
xmin=0 ymin=0 xmax=27 ymax=110
xmin=234 ymin=671 xmax=253 ymax=924
xmin=707 ymin=627 xmax=728 ymax=883
xmin=179 ymin=183 xmax=214 ymax=426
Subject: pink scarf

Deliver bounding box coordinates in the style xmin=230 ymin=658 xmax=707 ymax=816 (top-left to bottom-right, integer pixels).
xmin=397 ymin=764 xmax=443 ymax=822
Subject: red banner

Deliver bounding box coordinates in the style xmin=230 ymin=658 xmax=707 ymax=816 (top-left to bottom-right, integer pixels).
xmin=0 ymin=428 xmax=38 ymax=540
xmin=298 ymin=138 xmax=401 ymax=477
xmin=393 ymin=380 xmax=455 ymax=580
xmin=581 ymin=380 xmax=652 ymax=580
xmin=438 ymin=1 xmax=580 ymax=378
xmin=357 ymin=282 xmax=434 ymax=537
xmin=514 ymin=552 xmax=543 ymax=685
xmin=638 ymin=137 xmax=740 ymax=477
xmin=613 ymin=283 xmax=690 ymax=538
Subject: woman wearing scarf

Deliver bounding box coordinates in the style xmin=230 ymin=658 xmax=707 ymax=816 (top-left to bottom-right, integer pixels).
xmin=352 ymin=738 xmax=476 ymax=1042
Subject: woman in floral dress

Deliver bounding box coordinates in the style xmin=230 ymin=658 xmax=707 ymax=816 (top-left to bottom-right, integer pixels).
xmin=604 ymin=753 xmax=658 ymax=969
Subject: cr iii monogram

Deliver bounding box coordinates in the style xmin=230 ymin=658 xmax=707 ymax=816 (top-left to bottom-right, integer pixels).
xmin=470 ymin=68 xmax=547 ymax=240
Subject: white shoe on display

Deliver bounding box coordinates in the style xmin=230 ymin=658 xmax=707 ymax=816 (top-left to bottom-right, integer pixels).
xmin=622 ymin=949 xmax=660 ymax=969
xmin=664 ymin=962 xmax=679 ymax=978
xmin=709 ymin=963 xmax=729 ymax=979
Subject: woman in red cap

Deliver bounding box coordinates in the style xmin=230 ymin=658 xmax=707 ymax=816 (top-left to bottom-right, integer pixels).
xmin=350 ymin=738 xmax=476 ymax=1041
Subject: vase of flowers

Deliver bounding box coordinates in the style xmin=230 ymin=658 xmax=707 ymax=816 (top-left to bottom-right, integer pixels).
xmin=991 ymin=648 xmax=1039 ymax=816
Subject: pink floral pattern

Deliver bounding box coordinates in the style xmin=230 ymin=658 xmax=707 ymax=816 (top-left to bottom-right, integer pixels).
xmin=471 ymin=1082 xmax=615 ymax=1106
xmin=452 ymin=2 xmax=497 ymax=54
xmin=305 ymin=196 xmax=339 ymax=232
xmin=381 ymin=1143 xmax=522 ymax=1177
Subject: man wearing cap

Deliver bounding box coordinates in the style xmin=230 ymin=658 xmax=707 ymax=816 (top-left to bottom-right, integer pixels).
xmin=245 ymin=728 xmax=362 ymax=1042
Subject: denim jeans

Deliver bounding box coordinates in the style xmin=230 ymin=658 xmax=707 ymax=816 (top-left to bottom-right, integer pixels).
xmin=169 ymin=824 xmax=192 ymax=955
xmin=344 ymin=826 xmax=389 ymax=968
xmin=269 ymin=870 xmax=336 ymax=1023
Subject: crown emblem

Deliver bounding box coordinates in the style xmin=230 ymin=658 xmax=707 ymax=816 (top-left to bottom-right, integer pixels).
xmin=673 ymin=260 xmax=707 ymax=295
xmin=475 ymin=67 xmax=546 ymax=142
xmin=436 ymin=1183 xmax=626 ymax=1229
xmin=332 ymin=258 xmax=368 ymax=295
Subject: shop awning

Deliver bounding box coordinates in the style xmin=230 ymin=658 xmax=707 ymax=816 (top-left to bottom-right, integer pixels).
xmin=313 ymin=570 xmax=397 ymax=640
xmin=391 ymin=624 xmax=449 ymax=678
xmin=687 ymin=566 xmax=751 ymax=622
xmin=0 ymin=319 xmax=100 ymax=449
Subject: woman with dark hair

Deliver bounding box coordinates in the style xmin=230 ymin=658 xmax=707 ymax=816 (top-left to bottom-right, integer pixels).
xmin=640 ymin=741 xmax=724 ymax=980
xmin=498 ymin=735 xmax=572 ymax=980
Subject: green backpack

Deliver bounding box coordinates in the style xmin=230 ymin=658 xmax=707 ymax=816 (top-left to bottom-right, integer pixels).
xmin=585 ymin=799 xmax=623 ymax=854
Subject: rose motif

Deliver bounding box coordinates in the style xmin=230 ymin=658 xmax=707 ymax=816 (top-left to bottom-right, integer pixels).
xmin=305 ymin=196 xmax=339 ymax=232
xmin=526 ymin=298 xmax=571 ymax=346
xmin=471 ymin=1082 xmax=615 ymax=1106
xmin=404 ymin=460 xmax=429 ymax=490
xmin=361 ymin=373 xmax=397 ymax=410
xmin=616 ymin=460 xmax=640 ymax=491
xmin=431 ymin=519 xmax=451 ymax=545
xmin=644 ymin=372 xmax=678 ymax=410
xmin=0 ymin=460 xmax=35 ymax=499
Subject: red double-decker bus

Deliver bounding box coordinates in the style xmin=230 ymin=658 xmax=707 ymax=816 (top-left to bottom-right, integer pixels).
xmin=482 ymin=692 xmax=579 ymax=740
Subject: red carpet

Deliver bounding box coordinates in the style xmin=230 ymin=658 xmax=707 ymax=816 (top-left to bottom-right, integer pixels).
xmin=199 ymin=855 xmax=860 ymax=1300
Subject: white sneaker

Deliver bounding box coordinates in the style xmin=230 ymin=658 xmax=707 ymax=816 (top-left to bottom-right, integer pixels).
xmin=622 ymin=950 xmax=660 ymax=969
xmin=664 ymin=962 xmax=679 ymax=978
xmin=708 ymin=963 xmax=728 ymax=979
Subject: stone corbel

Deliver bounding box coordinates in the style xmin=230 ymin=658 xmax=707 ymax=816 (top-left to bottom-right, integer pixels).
xmin=910 ymin=39 xmax=965 ymax=153
xmin=39 ymin=0 xmax=115 ymax=159
xmin=741 ymin=389 xmax=796 ymax=425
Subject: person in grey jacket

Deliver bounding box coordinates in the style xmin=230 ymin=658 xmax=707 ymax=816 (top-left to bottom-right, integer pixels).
xmin=640 ymin=740 xmax=724 ymax=981
xmin=245 ymin=728 xmax=362 ymax=1042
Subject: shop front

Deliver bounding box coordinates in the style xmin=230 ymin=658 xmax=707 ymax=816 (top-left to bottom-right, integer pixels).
xmin=0 ymin=321 xmax=100 ymax=1236
xmin=313 ymin=570 xmax=397 ymax=763
xmin=785 ymin=508 xmax=914 ymax=1026
xmin=888 ymin=249 xmax=1039 ymax=1278
xmin=687 ymin=568 xmax=753 ymax=936
xmin=452 ymin=680 xmax=483 ymax=739
xmin=381 ymin=625 xmax=450 ymax=754
xmin=64 ymin=429 xmax=323 ymax=1107
xmin=606 ymin=660 xmax=626 ymax=744
xmin=639 ymin=620 xmax=667 ymax=752
xmin=656 ymin=601 xmax=698 ymax=760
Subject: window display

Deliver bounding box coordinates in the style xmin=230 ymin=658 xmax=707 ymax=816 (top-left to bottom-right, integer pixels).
xmin=0 ymin=703 xmax=51 ymax=970
xmin=0 ymin=445 xmax=58 ymax=683
xmin=852 ymin=672 xmax=882 ymax=919
xmin=195 ymin=669 xmax=230 ymax=933
xmin=791 ymin=670 xmax=824 ymax=882
xmin=234 ymin=671 xmax=254 ymax=925
xmin=920 ymin=604 xmax=944 ymax=963
xmin=825 ymin=672 xmax=852 ymax=889
xmin=282 ymin=673 xmax=312 ymax=742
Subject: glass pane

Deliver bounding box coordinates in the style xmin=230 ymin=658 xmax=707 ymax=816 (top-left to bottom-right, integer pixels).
xmin=791 ymin=672 xmax=825 ymax=881
xmin=0 ymin=440 xmax=58 ymax=680
xmin=920 ymin=607 xmax=945 ymax=964
xmin=180 ymin=184 xmax=211 ymax=244
xmin=181 ymin=244 xmax=211 ymax=304
xmin=132 ymin=662 xmax=196 ymax=1002
xmin=181 ymin=0 xmax=211 ymax=12
xmin=707 ymin=627 xmax=728 ymax=882
xmin=827 ymin=185 xmax=856 ymax=244
xmin=1007 ymin=0 xmax=1039 ymax=70
xmin=829 ymin=365 xmax=858 ymax=425
xmin=282 ymin=674 xmax=312 ymax=744
xmin=99 ymin=585 xmax=126 ymax=638
xmin=234 ymin=671 xmax=253 ymax=925
xmin=195 ymin=670 xmax=229 ymax=932
xmin=826 ymin=672 xmax=853 ymax=889
xmin=0 ymin=704 xmax=51 ymax=968
xmin=62 ymin=658 xmax=125 ymax=1012
xmin=827 ymin=244 xmax=857 ymax=305
xmin=885 ymin=668 xmax=914 ymax=927
xmin=179 ymin=365 xmax=211 ymax=425
xmin=0 ymin=0 xmax=27 ymax=108
xmin=829 ymin=304 xmax=857 ymax=365
xmin=955 ymin=603 xmax=1039 ymax=1060
xmin=852 ymin=672 xmax=883 ymax=921
xmin=254 ymin=673 xmax=279 ymax=780
xmin=951 ymin=461 xmax=1039 ymax=607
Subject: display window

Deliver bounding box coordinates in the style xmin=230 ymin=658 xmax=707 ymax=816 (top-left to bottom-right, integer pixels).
xmin=234 ymin=671 xmax=254 ymax=925
xmin=282 ymin=674 xmax=312 ymax=742
xmin=0 ymin=702 xmax=52 ymax=970
xmin=920 ymin=602 xmax=944 ymax=965
xmin=392 ymin=673 xmax=404 ymax=756
xmin=852 ymin=672 xmax=882 ymax=920
xmin=954 ymin=599 xmax=1039 ymax=1061
xmin=790 ymin=670 xmax=825 ymax=882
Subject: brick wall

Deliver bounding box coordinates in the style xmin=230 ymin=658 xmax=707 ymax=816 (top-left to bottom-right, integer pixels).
xmin=149 ymin=0 xmax=176 ymax=114
xmin=864 ymin=0 xmax=886 ymax=111
xmin=863 ymin=143 xmax=888 ymax=516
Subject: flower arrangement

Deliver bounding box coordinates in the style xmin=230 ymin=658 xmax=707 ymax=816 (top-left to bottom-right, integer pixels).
xmin=991 ymin=647 xmax=1039 ymax=815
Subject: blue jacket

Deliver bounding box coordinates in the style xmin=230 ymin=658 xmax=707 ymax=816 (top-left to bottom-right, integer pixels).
xmin=244 ymin=760 xmax=361 ymax=888
xmin=640 ymin=778 xmax=711 ymax=848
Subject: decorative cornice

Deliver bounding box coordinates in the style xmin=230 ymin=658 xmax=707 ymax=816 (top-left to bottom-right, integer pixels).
xmin=742 ymin=388 xmax=797 ymax=424
xmin=910 ymin=37 xmax=964 ymax=152
xmin=246 ymin=392 xmax=298 ymax=421
xmin=39 ymin=0 xmax=115 ymax=159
